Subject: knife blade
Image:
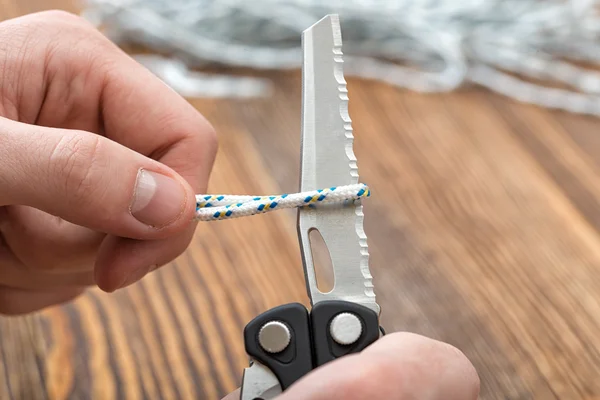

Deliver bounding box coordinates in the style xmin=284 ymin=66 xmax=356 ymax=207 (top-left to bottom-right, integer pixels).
xmin=298 ymin=14 xmax=379 ymax=315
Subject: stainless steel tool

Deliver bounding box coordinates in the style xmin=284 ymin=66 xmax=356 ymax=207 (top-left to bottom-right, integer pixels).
xmin=240 ymin=14 xmax=383 ymax=400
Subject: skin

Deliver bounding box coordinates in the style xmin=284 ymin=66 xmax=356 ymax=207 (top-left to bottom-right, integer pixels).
xmin=0 ymin=11 xmax=480 ymax=399
xmin=0 ymin=10 xmax=217 ymax=313
xmin=223 ymin=333 xmax=480 ymax=400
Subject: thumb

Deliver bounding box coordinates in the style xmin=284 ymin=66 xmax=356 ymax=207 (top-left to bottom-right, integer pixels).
xmin=0 ymin=117 xmax=197 ymax=239
xmin=278 ymin=333 xmax=479 ymax=400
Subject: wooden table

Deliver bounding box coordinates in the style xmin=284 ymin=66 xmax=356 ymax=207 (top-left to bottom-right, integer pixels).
xmin=3 ymin=1 xmax=600 ymax=399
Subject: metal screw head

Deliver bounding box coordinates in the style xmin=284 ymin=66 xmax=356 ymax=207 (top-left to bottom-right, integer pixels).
xmin=258 ymin=321 xmax=291 ymax=353
xmin=330 ymin=312 xmax=362 ymax=345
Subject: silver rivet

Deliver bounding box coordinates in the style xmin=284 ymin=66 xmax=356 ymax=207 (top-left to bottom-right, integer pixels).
xmin=330 ymin=313 xmax=362 ymax=345
xmin=258 ymin=321 xmax=291 ymax=353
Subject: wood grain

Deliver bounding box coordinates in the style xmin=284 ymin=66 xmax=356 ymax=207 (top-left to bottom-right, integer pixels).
xmin=3 ymin=2 xmax=600 ymax=399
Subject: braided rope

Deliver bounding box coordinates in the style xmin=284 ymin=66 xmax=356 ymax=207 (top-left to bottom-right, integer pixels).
xmin=82 ymin=0 xmax=600 ymax=118
xmin=195 ymin=183 xmax=370 ymax=221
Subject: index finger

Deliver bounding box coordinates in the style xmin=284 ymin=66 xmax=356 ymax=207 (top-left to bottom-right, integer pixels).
xmin=87 ymin=28 xmax=219 ymax=289
xmin=98 ymin=33 xmax=217 ymax=191
xmin=1 ymin=10 xmax=218 ymax=291
xmin=35 ymin=12 xmax=219 ymax=288
xmin=9 ymin=10 xmax=217 ymax=192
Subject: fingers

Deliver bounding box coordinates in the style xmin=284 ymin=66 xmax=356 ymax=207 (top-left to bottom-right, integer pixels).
xmin=0 ymin=10 xmax=217 ymax=195
xmin=0 ymin=117 xmax=197 ymax=240
xmin=98 ymin=46 xmax=218 ymax=193
xmin=94 ymin=225 xmax=196 ymax=291
xmin=0 ymin=203 xmax=195 ymax=292
xmin=0 ymin=249 xmax=94 ymax=291
xmin=0 ymin=10 xmax=218 ymax=292
xmin=278 ymin=332 xmax=479 ymax=400
xmin=0 ymin=285 xmax=85 ymax=315
xmin=220 ymin=333 xmax=478 ymax=400
xmin=1 ymin=205 xmax=103 ymax=273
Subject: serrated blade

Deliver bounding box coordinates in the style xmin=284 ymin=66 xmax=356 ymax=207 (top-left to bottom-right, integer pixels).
xmin=298 ymin=15 xmax=379 ymax=315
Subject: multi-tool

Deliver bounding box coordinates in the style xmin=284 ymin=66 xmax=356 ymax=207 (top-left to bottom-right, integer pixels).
xmin=240 ymin=14 xmax=384 ymax=400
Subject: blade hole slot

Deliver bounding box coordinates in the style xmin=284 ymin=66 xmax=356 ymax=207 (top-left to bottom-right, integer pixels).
xmin=308 ymin=228 xmax=335 ymax=294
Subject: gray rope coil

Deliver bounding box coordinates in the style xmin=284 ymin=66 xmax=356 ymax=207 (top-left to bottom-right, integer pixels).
xmin=82 ymin=0 xmax=600 ymax=117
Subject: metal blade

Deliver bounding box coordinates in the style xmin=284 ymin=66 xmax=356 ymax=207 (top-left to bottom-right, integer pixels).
xmin=298 ymin=15 xmax=379 ymax=315
xmin=240 ymin=361 xmax=282 ymax=400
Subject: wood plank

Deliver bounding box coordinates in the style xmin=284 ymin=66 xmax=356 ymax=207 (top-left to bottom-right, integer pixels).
xmin=4 ymin=1 xmax=600 ymax=399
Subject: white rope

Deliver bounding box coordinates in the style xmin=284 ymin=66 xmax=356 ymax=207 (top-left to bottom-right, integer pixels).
xmin=195 ymin=183 xmax=370 ymax=221
xmin=81 ymin=0 xmax=600 ymax=117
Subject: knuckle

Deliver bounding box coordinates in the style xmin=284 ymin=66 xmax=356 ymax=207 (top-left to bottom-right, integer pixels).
xmin=49 ymin=133 xmax=102 ymax=202
xmin=192 ymin=116 xmax=219 ymax=159
xmin=187 ymin=117 xmax=218 ymax=165
xmin=201 ymin=120 xmax=218 ymax=155
xmin=0 ymin=9 xmax=113 ymax=121
xmin=156 ymin=107 xmax=218 ymax=153
xmin=150 ymin=112 xmax=218 ymax=176
xmin=36 ymin=10 xmax=116 ymax=63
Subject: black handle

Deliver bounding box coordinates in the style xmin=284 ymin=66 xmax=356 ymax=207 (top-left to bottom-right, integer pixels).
xmin=310 ymin=301 xmax=380 ymax=367
xmin=243 ymin=301 xmax=383 ymax=391
xmin=243 ymin=303 xmax=313 ymax=390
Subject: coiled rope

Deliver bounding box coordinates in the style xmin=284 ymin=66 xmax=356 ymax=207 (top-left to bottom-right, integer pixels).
xmin=83 ymin=0 xmax=600 ymax=117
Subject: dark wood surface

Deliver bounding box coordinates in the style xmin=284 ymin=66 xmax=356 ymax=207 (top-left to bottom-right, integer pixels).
xmin=3 ymin=1 xmax=600 ymax=399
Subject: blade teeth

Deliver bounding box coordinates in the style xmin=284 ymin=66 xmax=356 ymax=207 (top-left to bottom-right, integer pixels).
xmin=356 ymin=203 xmax=375 ymax=299
xmin=332 ymin=22 xmax=359 ymax=185
xmin=332 ymin=16 xmax=376 ymax=302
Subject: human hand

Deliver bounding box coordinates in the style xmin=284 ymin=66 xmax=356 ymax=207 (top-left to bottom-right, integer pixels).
xmin=222 ymin=332 xmax=480 ymax=400
xmin=0 ymin=10 xmax=217 ymax=314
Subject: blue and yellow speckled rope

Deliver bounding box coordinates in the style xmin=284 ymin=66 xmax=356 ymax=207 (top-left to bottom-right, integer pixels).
xmin=195 ymin=183 xmax=370 ymax=221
